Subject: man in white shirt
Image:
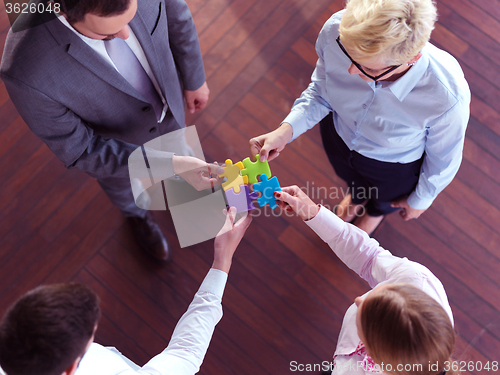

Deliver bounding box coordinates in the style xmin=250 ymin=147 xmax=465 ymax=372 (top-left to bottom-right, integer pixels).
xmin=0 ymin=208 xmax=252 ymax=375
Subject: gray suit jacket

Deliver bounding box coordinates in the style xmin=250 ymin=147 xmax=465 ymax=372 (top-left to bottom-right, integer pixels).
xmin=0 ymin=0 xmax=205 ymax=179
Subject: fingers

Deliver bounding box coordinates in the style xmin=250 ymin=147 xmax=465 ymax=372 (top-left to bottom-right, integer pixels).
xmin=280 ymin=185 xmax=302 ymax=196
xmin=186 ymin=97 xmax=195 ymax=114
xmin=224 ymin=206 xmax=236 ymax=228
xmin=249 ymin=138 xmax=262 ymax=160
xmin=195 ymin=97 xmax=209 ymax=111
xmin=390 ymin=200 xmax=402 ymax=208
xmin=234 ymin=211 xmax=253 ymax=230
xmin=207 ymin=163 xmax=225 ymax=176
xmin=274 ymin=190 xmax=299 ymax=213
xmin=266 ymin=150 xmax=280 ymax=162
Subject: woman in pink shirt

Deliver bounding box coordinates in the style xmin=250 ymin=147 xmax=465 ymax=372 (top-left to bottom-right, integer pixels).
xmin=274 ymin=186 xmax=457 ymax=375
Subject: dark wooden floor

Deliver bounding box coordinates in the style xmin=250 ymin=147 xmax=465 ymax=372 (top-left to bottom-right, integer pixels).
xmin=1 ymin=0 xmax=499 ymax=374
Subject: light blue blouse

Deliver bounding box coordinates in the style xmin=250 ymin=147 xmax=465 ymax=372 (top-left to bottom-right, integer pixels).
xmin=284 ymin=10 xmax=471 ymax=210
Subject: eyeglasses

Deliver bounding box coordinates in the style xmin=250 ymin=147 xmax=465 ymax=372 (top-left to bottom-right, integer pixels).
xmin=336 ymin=36 xmax=401 ymax=81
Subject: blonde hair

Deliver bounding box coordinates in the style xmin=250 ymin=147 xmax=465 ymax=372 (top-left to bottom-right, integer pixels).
xmin=361 ymin=284 xmax=458 ymax=375
xmin=339 ymin=0 xmax=437 ymax=65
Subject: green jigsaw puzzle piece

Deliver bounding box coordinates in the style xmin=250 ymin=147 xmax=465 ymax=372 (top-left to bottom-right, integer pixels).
xmin=241 ymin=154 xmax=271 ymax=184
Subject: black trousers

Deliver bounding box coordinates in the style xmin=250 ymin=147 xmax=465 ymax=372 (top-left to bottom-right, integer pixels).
xmin=319 ymin=113 xmax=423 ymax=216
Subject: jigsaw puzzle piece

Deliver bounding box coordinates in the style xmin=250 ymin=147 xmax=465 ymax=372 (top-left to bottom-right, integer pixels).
xmin=253 ymin=174 xmax=281 ymax=209
xmin=219 ymin=159 xmax=248 ymax=193
xmin=241 ymin=154 xmax=271 ymax=184
xmin=225 ymin=185 xmax=258 ymax=213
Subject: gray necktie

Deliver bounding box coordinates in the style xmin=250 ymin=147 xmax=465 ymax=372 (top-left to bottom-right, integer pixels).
xmin=104 ymin=38 xmax=163 ymax=121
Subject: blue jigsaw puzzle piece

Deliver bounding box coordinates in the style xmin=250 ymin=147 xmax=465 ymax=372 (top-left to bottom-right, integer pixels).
xmin=253 ymin=174 xmax=281 ymax=209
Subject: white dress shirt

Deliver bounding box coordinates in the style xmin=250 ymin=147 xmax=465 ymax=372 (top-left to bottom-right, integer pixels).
xmin=284 ymin=10 xmax=471 ymax=210
xmin=75 ymin=268 xmax=228 ymax=375
xmin=305 ymin=206 xmax=454 ymax=374
xmin=57 ymin=15 xmax=168 ymax=122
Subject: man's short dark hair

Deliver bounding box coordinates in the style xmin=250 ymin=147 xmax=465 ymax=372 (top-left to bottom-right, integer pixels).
xmin=0 ymin=283 xmax=100 ymax=375
xmin=56 ymin=0 xmax=132 ymax=24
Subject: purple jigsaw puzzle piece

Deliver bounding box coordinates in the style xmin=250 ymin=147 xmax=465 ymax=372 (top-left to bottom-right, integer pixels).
xmin=225 ymin=185 xmax=258 ymax=213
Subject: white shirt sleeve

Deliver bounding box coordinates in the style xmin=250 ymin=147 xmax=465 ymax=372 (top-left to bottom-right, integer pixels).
xmin=141 ymin=269 xmax=227 ymax=375
xmin=76 ymin=269 xmax=228 ymax=375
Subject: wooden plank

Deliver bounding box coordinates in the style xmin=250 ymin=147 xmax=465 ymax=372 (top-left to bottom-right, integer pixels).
xmin=278 ymin=225 xmax=374 ymax=298
xmin=239 ymin=90 xmax=284 ymax=126
xmin=445 ymin=177 xmax=500 ymax=233
xmin=385 ymin=215 xmax=500 ymax=325
xmin=250 ymin=76 xmax=296 ymax=117
xmin=193 ymin=0 xmax=332 ymax=139
xmin=0 ymin=233 xmax=50 ymax=289
xmin=92 ymin=313 xmax=151 ymax=367
xmin=197 ymin=0 xmax=258 ymax=54
xmin=266 ymin=64 xmax=310 ymax=99
xmin=463 ymin=138 xmax=500 ymax=185
xmin=430 ymin=192 xmax=500 ymax=257
xmin=43 ymin=208 xmax=124 ymax=284
xmin=0 ymin=116 xmax=27 ymax=159
xmin=436 ymin=2 xmax=500 ymax=64
xmin=0 ymin=144 xmax=53 ymax=211
xmin=0 ymin=81 xmax=10 ymax=107
xmin=21 ymin=169 xmax=89 ymax=236
xmin=0 ymin=100 xmax=20 ymax=132
xmin=72 ymin=270 xmax=152 ymax=366
xmin=458 ymin=46 xmax=500 ymax=91
xmin=467 ymin=0 xmax=500 ymax=22
xmin=0 ymin=192 xmax=114 ymax=307
xmin=0 ymin=157 xmax=66 ymax=241
xmin=38 ymin=176 xmax=101 ymax=242
xmin=451 ymin=302 xmax=499 ymax=366
xmin=76 ymin=266 xmax=170 ymax=359
xmin=191 ymin=0 xmax=235 ymax=35
xmin=440 ymin=0 xmax=500 ymax=44
xmin=86 ymin=253 xmax=177 ymax=338
xmin=185 ymin=0 xmax=207 ymax=17
xmin=455 ymin=158 xmax=500 ymax=209
xmin=0 ymin=131 xmax=43 ymax=186
xmin=430 ymin=23 xmax=469 ymax=59
xmin=291 ymin=37 xmax=318 ymax=67
xmin=304 ymin=22 xmax=321 ymax=45
xmin=203 ymin=0 xmax=287 ymax=82
xmin=470 ymin=94 xmax=500 ymax=138
xmin=418 ymin=206 xmax=500 ymax=285
xmin=277 ymin=50 xmax=315 ymax=87
xmin=378 ymin=223 xmax=500 ymax=350
xmin=108 ymin=234 xmax=268 ymax=374
xmin=466 ymin=117 xmax=500 ymax=161
xmin=193 ymin=236 xmax=337 ymax=360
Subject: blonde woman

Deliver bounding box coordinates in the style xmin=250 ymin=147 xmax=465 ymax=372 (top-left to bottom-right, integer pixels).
xmin=274 ymin=187 xmax=457 ymax=375
xmin=250 ymin=0 xmax=470 ymax=235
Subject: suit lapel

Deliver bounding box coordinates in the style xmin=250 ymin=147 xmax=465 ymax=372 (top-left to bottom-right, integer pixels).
xmin=44 ymin=16 xmax=147 ymax=102
xmin=129 ymin=11 xmax=166 ymax=98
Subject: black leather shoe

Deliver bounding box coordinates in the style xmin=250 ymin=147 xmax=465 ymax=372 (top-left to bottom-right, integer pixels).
xmin=128 ymin=212 xmax=171 ymax=261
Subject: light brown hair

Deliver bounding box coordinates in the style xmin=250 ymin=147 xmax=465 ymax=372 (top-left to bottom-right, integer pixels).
xmin=361 ymin=283 xmax=457 ymax=375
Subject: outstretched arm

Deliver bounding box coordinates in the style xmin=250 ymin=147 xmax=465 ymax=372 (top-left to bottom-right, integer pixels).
xmin=275 ymin=186 xmax=411 ymax=288
xmin=141 ymin=208 xmax=252 ymax=374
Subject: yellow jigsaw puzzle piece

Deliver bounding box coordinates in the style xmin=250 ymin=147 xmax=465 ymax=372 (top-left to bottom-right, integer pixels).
xmin=219 ymin=159 xmax=248 ymax=193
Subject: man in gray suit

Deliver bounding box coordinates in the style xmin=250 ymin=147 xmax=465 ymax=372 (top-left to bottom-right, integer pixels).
xmin=1 ymin=0 xmax=210 ymax=260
